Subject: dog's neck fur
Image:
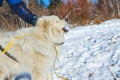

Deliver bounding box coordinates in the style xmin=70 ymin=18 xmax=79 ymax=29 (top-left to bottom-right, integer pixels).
xmin=17 ymin=27 xmax=58 ymax=57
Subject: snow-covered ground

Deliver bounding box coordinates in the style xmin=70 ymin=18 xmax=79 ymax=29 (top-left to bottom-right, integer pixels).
xmin=54 ymin=19 xmax=120 ymax=80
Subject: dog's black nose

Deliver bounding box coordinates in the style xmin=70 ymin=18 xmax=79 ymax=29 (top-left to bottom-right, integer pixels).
xmin=65 ymin=18 xmax=68 ymax=22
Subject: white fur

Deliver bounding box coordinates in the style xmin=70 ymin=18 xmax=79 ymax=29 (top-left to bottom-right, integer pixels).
xmin=0 ymin=15 xmax=68 ymax=80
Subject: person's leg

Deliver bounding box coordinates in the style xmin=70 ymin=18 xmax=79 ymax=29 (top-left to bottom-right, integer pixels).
xmin=0 ymin=0 xmax=3 ymax=7
xmin=6 ymin=0 xmax=37 ymax=26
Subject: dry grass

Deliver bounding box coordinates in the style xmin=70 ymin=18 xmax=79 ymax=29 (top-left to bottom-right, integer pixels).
xmin=0 ymin=0 xmax=119 ymax=31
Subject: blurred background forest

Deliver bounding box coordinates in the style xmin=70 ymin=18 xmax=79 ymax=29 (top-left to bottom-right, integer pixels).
xmin=0 ymin=0 xmax=120 ymax=31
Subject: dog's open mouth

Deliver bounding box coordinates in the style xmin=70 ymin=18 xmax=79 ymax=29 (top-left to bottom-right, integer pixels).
xmin=63 ymin=28 xmax=69 ymax=32
xmin=63 ymin=25 xmax=71 ymax=33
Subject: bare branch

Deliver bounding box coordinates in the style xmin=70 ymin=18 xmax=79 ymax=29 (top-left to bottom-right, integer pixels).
xmin=116 ymin=0 xmax=120 ymax=17
xmin=107 ymin=66 xmax=117 ymax=80
xmin=65 ymin=8 xmax=81 ymax=19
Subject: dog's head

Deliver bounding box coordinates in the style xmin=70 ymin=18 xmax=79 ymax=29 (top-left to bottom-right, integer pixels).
xmin=36 ymin=15 xmax=70 ymax=45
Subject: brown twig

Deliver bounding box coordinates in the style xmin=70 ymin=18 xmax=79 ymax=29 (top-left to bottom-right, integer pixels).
xmin=107 ymin=66 xmax=117 ymax=80
xmin=65 ymin=8 xmax=81 ymax=19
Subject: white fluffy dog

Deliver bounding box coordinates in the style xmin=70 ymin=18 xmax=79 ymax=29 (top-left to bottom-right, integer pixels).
xmin=0 ymin=15 xmax=69 ymax=80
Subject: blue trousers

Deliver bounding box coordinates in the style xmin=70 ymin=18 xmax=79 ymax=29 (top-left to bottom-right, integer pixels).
xmin=0 ymin=0 xmax=21 ymax=7
xmin=0 ymin=0 xmax=3 ymax=6
xmin=0 ymin=0 xmax=37 ymax=26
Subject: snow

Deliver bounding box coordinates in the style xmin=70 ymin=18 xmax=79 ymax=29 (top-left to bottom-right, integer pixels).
xmin=53 ymin=19 xmax=120 ymax=80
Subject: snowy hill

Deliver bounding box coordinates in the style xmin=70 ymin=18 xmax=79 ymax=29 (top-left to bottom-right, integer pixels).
xmin=54 ymin=19 xmax=120 ymax=80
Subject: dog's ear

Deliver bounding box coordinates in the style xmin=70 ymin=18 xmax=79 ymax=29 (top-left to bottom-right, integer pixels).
xmin=36 ymin=17 xmax=49 ymax=32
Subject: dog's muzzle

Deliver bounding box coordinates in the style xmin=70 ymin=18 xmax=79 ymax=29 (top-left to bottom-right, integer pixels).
xmin=63 ymin=25 xmax=71 ymax=33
